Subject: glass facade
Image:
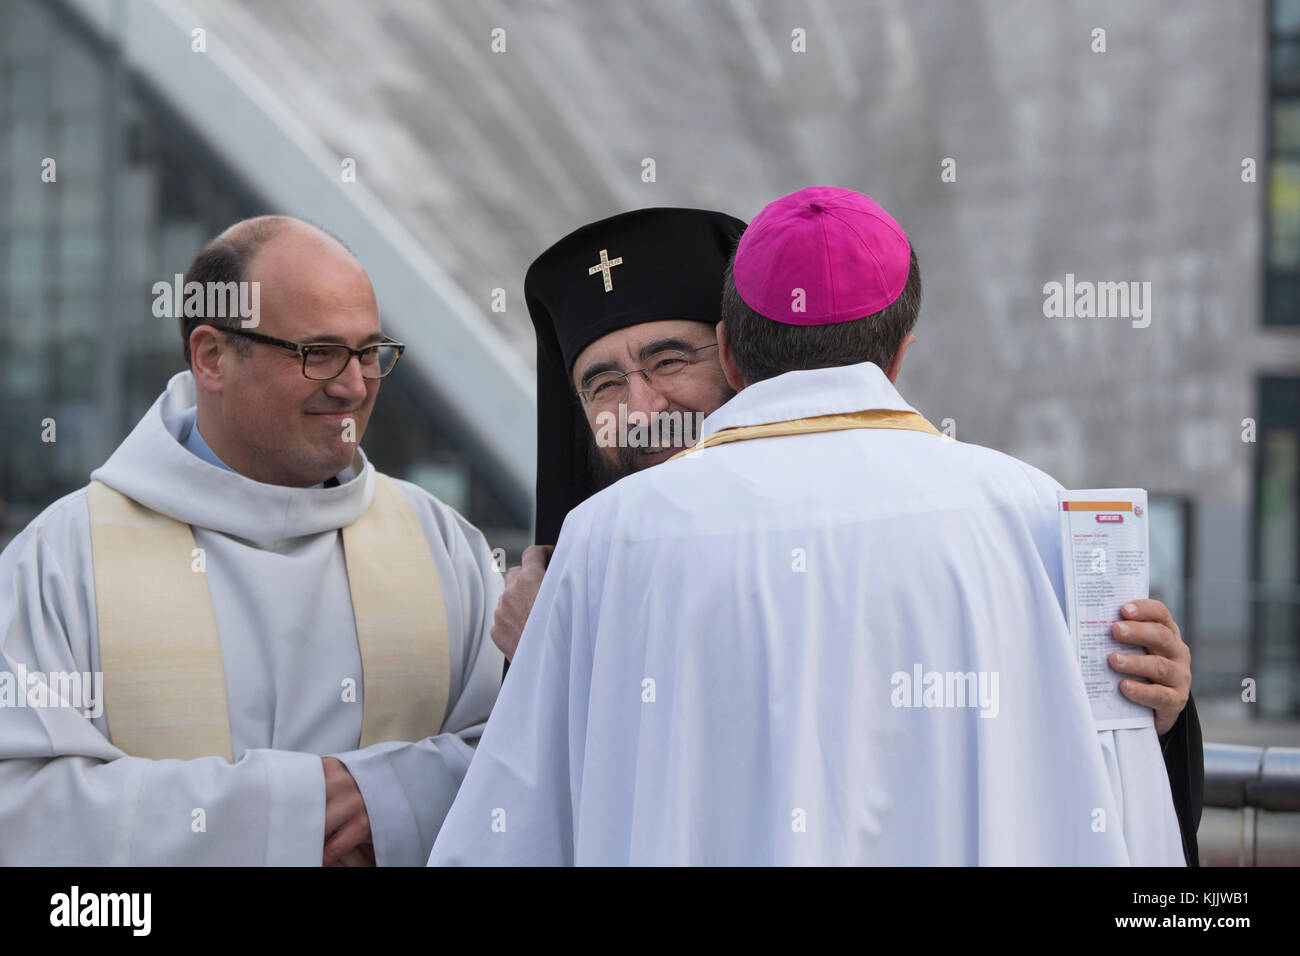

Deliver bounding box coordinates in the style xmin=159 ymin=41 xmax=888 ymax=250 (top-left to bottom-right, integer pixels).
xmin=1261 ymin=2 xmax=1300 ymax=717
xmin=1255 ymin=378 xmax=1300 ymax=718
xmin=1270 ymin=0 xmax=1300 ymax=325
xmin=1148 ymin=495 xmax=1191 ymax=647
xmin=0 ymin=0 xmax=524 ymax=547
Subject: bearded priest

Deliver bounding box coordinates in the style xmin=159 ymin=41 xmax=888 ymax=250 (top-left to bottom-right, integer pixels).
xmin=430 ymin=189 xmax=1186 ymax=865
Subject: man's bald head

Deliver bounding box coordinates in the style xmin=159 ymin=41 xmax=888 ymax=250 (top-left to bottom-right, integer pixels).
xmin=183 ymin=215 xmax=385 ymax=487
xmin=178 ymin=215 xmax=353 ymax=364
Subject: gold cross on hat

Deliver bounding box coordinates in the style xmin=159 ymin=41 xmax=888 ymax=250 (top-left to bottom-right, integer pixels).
xmin=587 ymin=248 xmax=624 ymax=292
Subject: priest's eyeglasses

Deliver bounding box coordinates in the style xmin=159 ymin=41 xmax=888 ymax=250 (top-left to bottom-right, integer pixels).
xmin=216 ymin=327 xmax=406 ymax=380
xmin=578 ymin=343 xmax=719 ymax=408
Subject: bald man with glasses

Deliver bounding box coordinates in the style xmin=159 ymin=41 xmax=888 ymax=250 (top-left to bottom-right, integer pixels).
xmin=0 ymin=215 xmax=505 ymax=867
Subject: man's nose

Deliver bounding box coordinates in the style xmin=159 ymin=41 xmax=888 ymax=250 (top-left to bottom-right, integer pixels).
xmin=627 ymin=369 xmax=671 ymax=413
xmin=324 ymin=354 xmax=369 ymax=402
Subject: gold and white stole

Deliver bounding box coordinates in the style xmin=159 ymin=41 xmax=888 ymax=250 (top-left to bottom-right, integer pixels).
xmin=668 ymin=408 xmax=943 ymax=461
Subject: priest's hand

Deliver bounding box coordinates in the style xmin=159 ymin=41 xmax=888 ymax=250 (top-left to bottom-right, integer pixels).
xmin=322 ymin=756 xmax=373 ymax=866
xmin=329 ymin=844 xmax=376 ymax=867
xmin=492 ymin=545 xmax=554 ymax=662
xmin=1107 ymin=599 xmax=1191 ymax=737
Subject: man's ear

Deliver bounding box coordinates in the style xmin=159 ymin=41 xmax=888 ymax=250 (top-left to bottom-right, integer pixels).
xmin=189 ymin=325 xmax=226 ymax=394
xmin=716 ymin=321 xmax=747 ymax=393
xmin=884 ymin=332 xmax=916 ymax=385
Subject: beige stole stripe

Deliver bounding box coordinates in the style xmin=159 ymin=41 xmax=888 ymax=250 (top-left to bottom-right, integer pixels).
xmin=87 ymin=472 xmax=451 ymax=760
xmin=668 ymin=408 xmax=942 ymax=462
xmin=345 ymin=473 xmax=451 ymax=747
xmin=87 ymin=480 xmax=234 ymax=761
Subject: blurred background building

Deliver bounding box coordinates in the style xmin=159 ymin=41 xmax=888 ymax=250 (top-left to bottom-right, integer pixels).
xmin=1 ymin=0 xmax=1297 ymax=857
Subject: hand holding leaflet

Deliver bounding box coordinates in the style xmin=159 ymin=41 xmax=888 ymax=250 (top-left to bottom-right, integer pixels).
xmin=1058 ymin=488 xmax=1155 ymax=731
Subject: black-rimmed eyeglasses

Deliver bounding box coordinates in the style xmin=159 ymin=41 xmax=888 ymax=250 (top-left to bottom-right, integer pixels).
xmin=215 ymin=327 xmax=405 ymax=381
xmin=578 ymin=343 xmax=719 ymax=408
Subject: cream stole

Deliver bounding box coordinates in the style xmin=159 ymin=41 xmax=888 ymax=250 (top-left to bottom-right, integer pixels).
xmin=85 ymin=473 xmax=450 ymax=761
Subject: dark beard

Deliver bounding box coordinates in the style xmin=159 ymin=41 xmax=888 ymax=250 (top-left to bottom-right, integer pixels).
xmin=586 ymin=423 xmax=661 ymax=490
xmin=584 ymin=399 xmax=734 ymax=490
xmin=586 ymin=437 xmax=629 ymax=492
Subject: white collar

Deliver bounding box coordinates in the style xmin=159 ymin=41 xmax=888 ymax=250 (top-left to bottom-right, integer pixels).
xmin=92 ymin=371 xmax=375 ymax=549
xmin=699 ymin=362 xmax=918 ymax=440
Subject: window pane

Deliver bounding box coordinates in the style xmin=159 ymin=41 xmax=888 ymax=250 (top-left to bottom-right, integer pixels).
xmin=1275 ymin=100 xmax=1300 ymax=152
xmin=50 ymin=29 xmax=102 ymax=115
xmin=1273 ymin=37 xmax=1300 ymax=91
xmin=1276 ymin=0 xmax=1300 ymax=32
xmin=1269 ymin=158 xmax=1300 ymax=270
xmin=1148 ymin=497 xmax=1188 ymax=634
xmin=1266 ymin=271 xmax=1300 ymax=324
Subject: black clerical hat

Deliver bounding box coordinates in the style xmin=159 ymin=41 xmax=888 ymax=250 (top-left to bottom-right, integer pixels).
xmin=525 ymin=207 xmax=746 ymax=544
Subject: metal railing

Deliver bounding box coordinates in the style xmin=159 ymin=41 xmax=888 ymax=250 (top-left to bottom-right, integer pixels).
xmin=1200 ymin=743 xmax=1300 ymax=865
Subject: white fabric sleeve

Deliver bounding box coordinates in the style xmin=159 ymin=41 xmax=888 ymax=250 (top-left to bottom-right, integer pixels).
xmin=1009 ymin=464 xmax=1185 ymax=865
xmin=328 ymin=735 xmax=474 ymax=866
xmin=1097 ymin=728 xmax=1188 ymax=865
xmin=0 ymin=751 xmax=325 ymax=866
xmin=332 ymin=487 xmax=505 ymax=866
xmin=0 ymin=510 xmax=326 ymax=865
xmin=428 ymin=502 xmax=593 ymax=866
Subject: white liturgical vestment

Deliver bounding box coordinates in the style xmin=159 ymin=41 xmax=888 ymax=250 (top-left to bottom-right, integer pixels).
xmin=0 ymin=371 xmax=504 ymax=865
xmin=429 ymin=362 xmax=1184 ymax=866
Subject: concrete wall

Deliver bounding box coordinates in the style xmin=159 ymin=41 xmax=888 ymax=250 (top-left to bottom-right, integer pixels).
xmin=170 ymin=0 xmax=1298 ymax=705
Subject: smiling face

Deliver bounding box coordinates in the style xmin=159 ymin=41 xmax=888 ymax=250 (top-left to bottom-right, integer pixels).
xmin=190 ymin=223 xmax=384 ymax=487
xmin=571 ymin=318 xmax=735 ymax=480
